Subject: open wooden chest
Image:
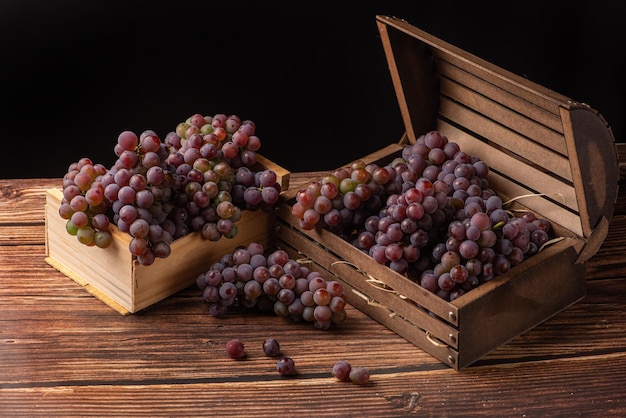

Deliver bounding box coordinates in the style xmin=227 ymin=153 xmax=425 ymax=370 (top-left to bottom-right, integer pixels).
xmin=275 ymin=15 xmax=620 ymax=369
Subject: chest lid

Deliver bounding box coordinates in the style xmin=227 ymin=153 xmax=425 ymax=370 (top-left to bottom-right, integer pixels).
xmin=376 ymin=15 xmax=619 ymax=261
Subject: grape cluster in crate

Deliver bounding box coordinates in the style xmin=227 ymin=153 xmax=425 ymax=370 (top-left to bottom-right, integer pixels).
xmin=58 ymin=113 xmax=281 ymax=266
xmin=290 ymin=130 xmax=557 ymax=301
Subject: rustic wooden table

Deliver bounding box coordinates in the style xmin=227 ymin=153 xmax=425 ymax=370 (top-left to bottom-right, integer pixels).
xmin=1 ymin=172 xmax=625 ymax=417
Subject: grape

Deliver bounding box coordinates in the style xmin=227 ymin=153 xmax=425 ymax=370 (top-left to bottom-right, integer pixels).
xmin=225 ymin=339 xmax=246 ymax=359
xmin=117 ymin=130 xmax=139 ymax=151
xmin=129 ymin=218 xmax=150 ymax=238
xmin=314 ymin=305 xmax=333 ymax=323
xmin=152 ymin=241 xmax=171 ymax=258
xmin=277 ymin=288 xmax=296 ymax=305
xmin=276 ymin=357 xmax=296 ymax=376
xmin=332 ymin=360 xmax=352 ymax=381
xmin=261 ymin=186 xmax=280 ymax=205
xmin=349 ymin=366 xmax=371 ymax=385
xmin=94 ymin=230 xmax=113 ymax=248
xmin=459 ymin=239 xmax=479 ymax=259
xmin=450 ymin=264 xmax=469 ymax=283
xmin=313 ymin=288 xmax=331 ymax=306
xmin=76 ymin=227 xmax=95 ymax=245
xmin=329 ymin=296 xmax=347 ymax=313
xmin=531 ymin=229 xmax=550 ymax=247
xmin=70 ymin=211 xmax=89 ymax=228
xmin=262 ymin=338 xmax=281 ymax=356
xmin=84 ymin=187 xmax=104 ymax=206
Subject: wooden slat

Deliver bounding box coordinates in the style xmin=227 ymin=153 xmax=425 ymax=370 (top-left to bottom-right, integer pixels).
xmin=0 ymin=179 xmax=61 ymax=246
xmin=561 ymin=106 xmax=621 ymax=240
xmin=438 ymin=94 xmax=572 ymax=180
xmin=437 ymin=60 xmax=566 ymax=134
xmin=439 ymin=77 xmax=569 ymax=157
xmin=376 ymin=19 xmax=441 ymax=144
xmin=618 ymin=143 xmax=626 ymax=185
xmin=0 ymin=225 xmax=45 ymax=246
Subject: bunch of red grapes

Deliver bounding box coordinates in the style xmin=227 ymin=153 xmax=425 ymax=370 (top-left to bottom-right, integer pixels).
xmin=291 ymin=130 xmax=554 ymax=301
xmin=58 ymin=113 xmax=281 ymax=266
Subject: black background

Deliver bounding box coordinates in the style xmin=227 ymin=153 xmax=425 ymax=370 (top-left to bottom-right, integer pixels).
xmin=2 ymin=1 xmax=624 ymax=179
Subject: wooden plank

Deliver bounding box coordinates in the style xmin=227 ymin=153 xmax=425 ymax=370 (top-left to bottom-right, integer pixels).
xmin=5 ymin=351 xmax=626 ymax=417
xmin=376 ymin=19 xmax=440 ymax=144
xmin=439 ymin=79 xmax=569 ymax=158
xmin=0 ymin=178 xmax=61 ymax=224
xmin=0 ymin=225 xmax=45 ymax=246
xmin=587 ymin=214 xmax=626 ymax=279
xmin=438 ymin=94 xmax=572 ymax=180
xmin=0 ymin=179 xmax=61 ymax=246
xmin=0 ymin=351 xmax=625 ymax=417
xmin=437 ymin=59 xmax=566 ymax=134
xmin=1 ymin=260 xmax=623 ymax=382
xmin=560 ymin=106 xmax=621 ymax=240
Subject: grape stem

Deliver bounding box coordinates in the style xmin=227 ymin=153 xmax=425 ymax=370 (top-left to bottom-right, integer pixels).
xmin=426 ymin=332 xmax=448 ymax=348
xmin=503 ymin=192 xmax=565 ymax=206
xmin=350 ymin=288 xmax=393 ymax=314
xmin=538 ymin=236 xmax=565 ymax=253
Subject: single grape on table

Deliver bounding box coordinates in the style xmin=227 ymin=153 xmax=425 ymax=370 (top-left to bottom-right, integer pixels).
xmin=262 ymin=338 xmax=281 ymax=357
xmin=225 ymin=339 xmax=246 ymax=359
xmin=276 ymin=357 xmax=296 ymax=376
xmin=349 ymin=366 xmax=371 ymax=385
xmin=332 ymin=360 xmax=352 ymax=382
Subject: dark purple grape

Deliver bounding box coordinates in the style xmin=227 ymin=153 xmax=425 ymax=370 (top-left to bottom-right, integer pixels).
xmin=262 ymin=338 xmax=281 ymax=357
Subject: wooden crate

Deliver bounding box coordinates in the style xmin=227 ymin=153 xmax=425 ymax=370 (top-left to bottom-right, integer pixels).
xmin=275 ymin=15 xmax=620 ymax=369
xmin=45 ymin=154 xmax=289 ymax=315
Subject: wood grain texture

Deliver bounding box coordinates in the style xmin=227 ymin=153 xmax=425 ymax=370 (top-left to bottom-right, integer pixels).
xmin=1 ymin=177 xmax=625 ymax=416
